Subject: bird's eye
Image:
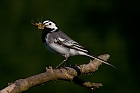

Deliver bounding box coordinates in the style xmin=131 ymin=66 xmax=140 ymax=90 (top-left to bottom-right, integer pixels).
xmin=49 ymin=23 xmax=52 ymax=25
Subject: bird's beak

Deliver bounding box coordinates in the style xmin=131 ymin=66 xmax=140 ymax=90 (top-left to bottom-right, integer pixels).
xmin=31 ymin=20 xmax=44 ymax=30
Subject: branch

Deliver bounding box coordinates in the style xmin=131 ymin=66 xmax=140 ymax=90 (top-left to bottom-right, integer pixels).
xmin=0 ymin=54 xmax=110 ymax=93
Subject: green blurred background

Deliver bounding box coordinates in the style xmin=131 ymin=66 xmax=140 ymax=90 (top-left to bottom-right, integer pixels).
xmin=0 ymin=0 xmax=140 ymax=93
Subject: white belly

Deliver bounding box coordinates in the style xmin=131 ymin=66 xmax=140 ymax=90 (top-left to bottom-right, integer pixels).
xmin=45 ymin=43 xmax=81 ymax=57
xmin=45 ymin=43 xmax=70 ymax=56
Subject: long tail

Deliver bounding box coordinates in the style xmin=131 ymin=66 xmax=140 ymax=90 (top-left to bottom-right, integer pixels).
xmin=86 ymin=54 xmax=116 ymax=68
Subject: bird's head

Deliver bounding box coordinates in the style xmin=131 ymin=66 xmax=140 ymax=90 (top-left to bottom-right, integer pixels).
xmin=32 ymin=20 xmax=58 ymax=31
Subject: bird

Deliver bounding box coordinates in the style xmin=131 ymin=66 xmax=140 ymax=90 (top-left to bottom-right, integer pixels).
xmin=32 ymin=20 xmax=115 ymax=68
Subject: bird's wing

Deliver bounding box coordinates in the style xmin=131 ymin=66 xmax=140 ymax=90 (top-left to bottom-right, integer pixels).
xmin=54 ymin=37 xmax=91 ymax=53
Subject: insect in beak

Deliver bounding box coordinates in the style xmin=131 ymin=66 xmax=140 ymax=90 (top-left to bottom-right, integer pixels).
xmin=31 ymin=20 xmax=44 ymax=30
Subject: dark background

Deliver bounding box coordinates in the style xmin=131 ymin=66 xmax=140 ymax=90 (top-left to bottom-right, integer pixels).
xmin=0 ymin=0 xmax=140 ymax=93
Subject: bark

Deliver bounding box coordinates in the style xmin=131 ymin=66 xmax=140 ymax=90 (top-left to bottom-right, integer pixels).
xmin=0 ymin=54 xmax=110 ymax=93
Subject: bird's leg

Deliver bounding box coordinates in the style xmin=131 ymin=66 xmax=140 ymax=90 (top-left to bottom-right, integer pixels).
xmin=56 ymin=56 xmax=70 ymax=69
xmin=63 ymin=57 xmax=70 ymax=67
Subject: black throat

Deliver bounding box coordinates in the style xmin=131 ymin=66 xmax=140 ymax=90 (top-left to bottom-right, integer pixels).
xmin=41 ymin=27 xmax=58 ymax=43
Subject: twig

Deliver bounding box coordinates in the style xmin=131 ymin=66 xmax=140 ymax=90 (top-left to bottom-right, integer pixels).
xmin=0 ymin=54 xmax=110 ymax=93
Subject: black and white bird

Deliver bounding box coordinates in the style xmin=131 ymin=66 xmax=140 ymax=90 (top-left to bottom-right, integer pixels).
xmin=32 ymin=20 xmax=115 ymax=68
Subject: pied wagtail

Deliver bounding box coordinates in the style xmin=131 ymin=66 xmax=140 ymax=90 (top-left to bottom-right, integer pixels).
xmin=32 ymin=20 xmax=115 ymax=68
